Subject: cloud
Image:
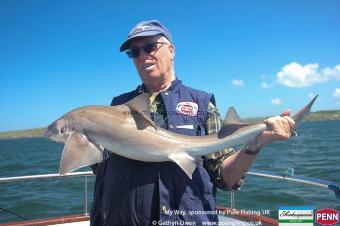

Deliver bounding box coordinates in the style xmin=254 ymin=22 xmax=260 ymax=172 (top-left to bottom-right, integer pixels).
xmin=333 ymin=88 xmax=340 ymax=103
xmin=308 ymin=93 xmax=316 ymax=98
xmin=231 ymin=79 xmax=245 ymax=86
xmin=260 ymin=73 xmax=275 ymax=89
xmin=322 ymin=65 xmax=340 ymax=80
xmin=261 ymin=82 xmax=270 ymax=89
xmin=271 ymin=98 xmax=282 ymax=106
xmin=276 ymin=62 xmax=340 ymax=87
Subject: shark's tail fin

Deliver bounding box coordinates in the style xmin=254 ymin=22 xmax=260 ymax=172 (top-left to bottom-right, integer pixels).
xmin=291 ymin=95 xmax=318 ymax=125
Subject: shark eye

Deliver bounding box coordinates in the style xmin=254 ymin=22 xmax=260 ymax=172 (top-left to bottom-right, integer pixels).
xmin=60 ymin=126 xmax=74 ymax=135
xmin=60 ymin=127 xmax=68 ymax=135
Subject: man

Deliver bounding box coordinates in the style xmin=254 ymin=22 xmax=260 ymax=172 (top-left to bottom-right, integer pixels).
xmin=90 ymin=20 xmax=295 ymax=225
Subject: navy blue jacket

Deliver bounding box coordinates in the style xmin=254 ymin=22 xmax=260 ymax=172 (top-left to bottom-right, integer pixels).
xmin=90 ymin=79 xmax=218 ymax=225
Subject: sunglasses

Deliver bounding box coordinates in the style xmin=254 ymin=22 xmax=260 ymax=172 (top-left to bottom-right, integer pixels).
xmin=126 ymin=42 xmax=167 ymax=58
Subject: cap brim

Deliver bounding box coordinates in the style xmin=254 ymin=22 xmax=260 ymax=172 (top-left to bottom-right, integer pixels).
xmin=119 ymin=30 xmax=163 ymax=52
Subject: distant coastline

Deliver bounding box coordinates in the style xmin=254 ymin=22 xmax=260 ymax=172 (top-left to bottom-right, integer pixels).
xmin=0 ymin=128 xmax=46 ymax=139
xmin=1 ymin=110 xmax=339 ymax=139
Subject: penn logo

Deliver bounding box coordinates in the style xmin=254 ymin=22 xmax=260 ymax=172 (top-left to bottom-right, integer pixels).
xmin=315 ymin=208 xmax=339 ymax=225
xmin=176 ymin=102 xmax=198 ymax=116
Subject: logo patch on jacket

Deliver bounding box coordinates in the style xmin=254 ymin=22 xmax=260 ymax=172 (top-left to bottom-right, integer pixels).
xmin=176 ymin=102 xmax=198 ymax=116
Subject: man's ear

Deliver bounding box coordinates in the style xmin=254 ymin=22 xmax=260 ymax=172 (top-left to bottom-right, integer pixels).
xmin=169 ymin=44 xmax=175 ymax=60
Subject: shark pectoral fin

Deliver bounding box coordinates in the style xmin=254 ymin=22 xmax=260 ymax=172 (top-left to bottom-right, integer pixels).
xmin=125 ymin=93 xmax=158 ymax=130
xmin=60 ymin=133 xmax=103 ymax=175
xmin=168 ymin=152 xmax=197 ymax=179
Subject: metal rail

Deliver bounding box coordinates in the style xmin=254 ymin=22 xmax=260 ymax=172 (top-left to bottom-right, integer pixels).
xmin=0 ymin=171 xmax=94 ymax=183
xmin=0 ymin=171 xmax=94 ymax=216
xmin=1 ymin=169 xmax=339 ymax=215
xmin=230 ymin=169 xmax=339 ymax=209
xmin=248 ymin=169 xmax=340 ymax=193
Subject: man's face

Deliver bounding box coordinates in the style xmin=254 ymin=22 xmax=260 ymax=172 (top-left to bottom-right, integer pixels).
xmin=129 ymin=35 xmax=174 ymax=88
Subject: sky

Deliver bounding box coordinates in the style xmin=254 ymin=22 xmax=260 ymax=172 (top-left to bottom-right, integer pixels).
xmin=1 ymin=0 xmax=340 ymax=131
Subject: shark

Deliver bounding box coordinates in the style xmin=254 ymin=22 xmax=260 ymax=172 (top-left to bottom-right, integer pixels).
xmin=44 ymin=94 xmax=318 ymax=179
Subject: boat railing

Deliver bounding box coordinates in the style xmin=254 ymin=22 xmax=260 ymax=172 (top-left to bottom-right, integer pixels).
xmin=0 ymin=171 xmax=93 ymax=216
xmin=0 ymin=169 xmax=339 ymax=218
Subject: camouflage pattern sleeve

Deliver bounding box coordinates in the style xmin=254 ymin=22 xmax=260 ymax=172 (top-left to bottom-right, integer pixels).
xmin=203 ymin=101 xmax=245 ymax=191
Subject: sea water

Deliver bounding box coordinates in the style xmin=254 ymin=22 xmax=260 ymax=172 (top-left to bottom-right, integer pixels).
xmin=0 ymin=120 xmax=339 ymax=223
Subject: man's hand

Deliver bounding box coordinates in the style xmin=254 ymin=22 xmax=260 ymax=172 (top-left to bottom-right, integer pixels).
xmin=248 ymin=109 xmax=296 ymax=151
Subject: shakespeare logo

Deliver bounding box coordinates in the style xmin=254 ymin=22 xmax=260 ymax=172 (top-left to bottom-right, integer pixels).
xmin=279 ymin=206 xmax=313 ymax=225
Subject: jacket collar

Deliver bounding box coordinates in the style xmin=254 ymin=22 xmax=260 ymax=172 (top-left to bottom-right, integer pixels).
xmin=136 ymin=77 xmax=182 ymax=94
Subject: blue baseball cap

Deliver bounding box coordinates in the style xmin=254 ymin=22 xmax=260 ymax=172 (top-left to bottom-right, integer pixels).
xmin=119 ymin=20 xmax=172 ymax=52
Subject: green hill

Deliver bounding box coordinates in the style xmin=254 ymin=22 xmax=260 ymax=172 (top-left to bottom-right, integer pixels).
xmin=0 ymin=128 xmax=45 ymax=139
xmin=304 ymin=110 xmax=340 ymax=121
xmin=0 ymin=110 xmax=339 ymax=139
xmin=246 ymin=110 xmax=340 ymax=122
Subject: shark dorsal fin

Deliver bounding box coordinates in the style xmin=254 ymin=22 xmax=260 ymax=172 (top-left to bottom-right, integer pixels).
xmin=125 ymin=93 xmax=151 ymax=114
xmin=219 ymin=107 xmax=254 ymax=139
xmin=125 ymin=93 xmax=158 ymax=130
xmin=223 ymin=107 xmax=242 ymax=125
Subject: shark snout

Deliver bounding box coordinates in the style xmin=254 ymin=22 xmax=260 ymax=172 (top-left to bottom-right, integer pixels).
xmin=43 ymin=123 xmax=66 ymax=143
xmin=43 ymin=128 xmax=50 ymax=138
xmin=43 ymin=124 xmax=56 ymax=139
